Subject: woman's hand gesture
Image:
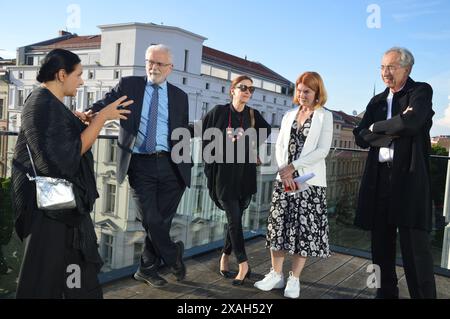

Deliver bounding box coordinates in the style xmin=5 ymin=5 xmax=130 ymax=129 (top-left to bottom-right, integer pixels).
xmin=98 ymin=96 xmax=134 ymax=121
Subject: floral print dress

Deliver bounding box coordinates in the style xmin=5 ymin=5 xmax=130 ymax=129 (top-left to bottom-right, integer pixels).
xmin=266 ymin=114 xmax=330 ymax=258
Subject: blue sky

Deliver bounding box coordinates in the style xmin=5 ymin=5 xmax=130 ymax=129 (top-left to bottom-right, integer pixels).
xmin=1 ymin=0 xmax=449 ymax=135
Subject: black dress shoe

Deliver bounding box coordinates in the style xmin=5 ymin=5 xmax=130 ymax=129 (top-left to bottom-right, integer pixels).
xmin=134 ymin=270 xmax=168 ymax=288
xmin=232 ymin=267 xmax=251 ymax=286
xmin=219 ymin=258 xmax=232 ymax=278
xmin=171 ymin=241 xmax=186 ymax=281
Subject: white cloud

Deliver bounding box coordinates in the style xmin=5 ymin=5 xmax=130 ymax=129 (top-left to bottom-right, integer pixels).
xmin=390 ymin=0 xmax=443 ymax=22
xmin=436 ymin=105 xmax=450 ymax=128
xmin=427 ymin=70 xmax=450 ymax=95
xmin=392 ymin=10 xmax=438 ymax=22
xmin=410 ymin=30 xmax=450 ymax=41
xmin=0 ymin=49 xmax=16 ymax=59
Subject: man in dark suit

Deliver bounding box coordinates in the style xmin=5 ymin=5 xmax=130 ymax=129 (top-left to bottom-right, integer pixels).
xmin=90 ymin=44 xmax=191 ymax=287
xmin=353 ymin=47 xmax=436 ymax=299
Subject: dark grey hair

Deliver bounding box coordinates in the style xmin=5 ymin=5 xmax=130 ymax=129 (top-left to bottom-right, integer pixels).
xmin=385 ymin=47 xmax=415 ymax=68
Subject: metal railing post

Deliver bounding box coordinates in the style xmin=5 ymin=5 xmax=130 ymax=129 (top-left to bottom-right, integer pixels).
xmin=441 ymin=160 xmax=450 ymax=269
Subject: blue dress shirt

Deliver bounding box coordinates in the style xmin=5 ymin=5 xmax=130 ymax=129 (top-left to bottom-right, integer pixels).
xmin=133 ymin=80 xmax=170 ymax=153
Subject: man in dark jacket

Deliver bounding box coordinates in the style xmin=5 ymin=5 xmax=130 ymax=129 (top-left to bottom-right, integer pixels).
xmin=353 ymin=47 xmax=436 ymax=299
xmin=90 ymin=44 xmax=191 ymax=288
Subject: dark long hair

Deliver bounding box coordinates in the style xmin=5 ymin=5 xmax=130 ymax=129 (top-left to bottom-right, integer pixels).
xmin=36 ymin=49 xmax=81 ymax=83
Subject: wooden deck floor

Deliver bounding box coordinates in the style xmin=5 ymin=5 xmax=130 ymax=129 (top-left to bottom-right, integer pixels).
xmin=103 ymin=237 xmax=450 ymax=299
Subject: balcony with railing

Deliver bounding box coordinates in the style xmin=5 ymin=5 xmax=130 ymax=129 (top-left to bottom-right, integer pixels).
xmin=0 ymin=131 xmax=449 ymax=299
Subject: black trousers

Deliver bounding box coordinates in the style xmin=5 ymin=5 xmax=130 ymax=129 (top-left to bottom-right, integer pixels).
xmin=371 ymin=163 xmax=436 ymax=299
xmin=16 ymin=212 xmax=103 ymax=299
xmin=218 ymin=197 xmax=251 ymax=264
xmin=128 ymin=154 xmax=185 ymax=270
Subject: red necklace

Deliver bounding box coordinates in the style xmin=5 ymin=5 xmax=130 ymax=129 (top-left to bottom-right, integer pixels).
xmin=227 ymin=105 xmax=244 ymax=143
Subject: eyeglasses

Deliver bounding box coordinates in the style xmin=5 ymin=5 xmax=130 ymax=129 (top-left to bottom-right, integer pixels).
xmin=235 ymin=85 xmax=256 ymax=94
xmin=380 ymin=65 xmax=401 ymax=72
xmin=146 ymin=60 xmax=173 ymax=68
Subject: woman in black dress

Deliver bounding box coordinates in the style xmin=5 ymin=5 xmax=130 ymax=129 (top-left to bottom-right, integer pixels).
xmin=11 ymin=49 xmax=132 ymax=298
xmin=203 ymin=75 xmax=271 ymax=285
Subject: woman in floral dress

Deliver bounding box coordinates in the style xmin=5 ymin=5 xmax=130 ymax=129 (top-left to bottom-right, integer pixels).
xmin=254 ymin=72 xmax=333 ymax=298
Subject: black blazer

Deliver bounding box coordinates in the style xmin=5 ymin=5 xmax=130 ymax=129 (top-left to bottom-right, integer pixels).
xmin=353 ymin=77 xmax=434 ymax=231
xmin=91 ymin=76 xmax=192 ymax=187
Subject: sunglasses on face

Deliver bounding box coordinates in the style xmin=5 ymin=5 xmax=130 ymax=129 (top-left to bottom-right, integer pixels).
xmin=235 ymin=84 xmax=256 ymax=94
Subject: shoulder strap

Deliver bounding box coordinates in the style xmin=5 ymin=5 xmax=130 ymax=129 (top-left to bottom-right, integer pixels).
xmin=26 ymin=144 xmax=38 ymax=178
xmin=249 ymin=108 xmax=255 ymax=128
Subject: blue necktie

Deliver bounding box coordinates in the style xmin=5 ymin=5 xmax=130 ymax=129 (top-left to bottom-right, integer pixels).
xmin=141 ymin=84 xmax=159 ymax=153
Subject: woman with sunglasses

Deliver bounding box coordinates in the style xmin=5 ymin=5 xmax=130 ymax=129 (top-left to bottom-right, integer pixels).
xmin=254 ymin=72 xmax=333 ymax=298
xmin=202 ymin=75 xmax=271 ymax=286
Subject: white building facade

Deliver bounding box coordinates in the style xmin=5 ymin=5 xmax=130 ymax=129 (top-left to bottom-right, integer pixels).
xmin=6 ymin=23 xmax=291 ymax=270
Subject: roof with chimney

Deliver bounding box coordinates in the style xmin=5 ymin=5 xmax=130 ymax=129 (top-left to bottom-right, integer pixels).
xmin=22 ymin=31 xmax=291 ymax=85
xmin=202 ymin=46 xmax=291 ymax=85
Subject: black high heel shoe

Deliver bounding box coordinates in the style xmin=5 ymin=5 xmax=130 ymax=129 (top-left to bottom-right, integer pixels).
xmin=232 ymin=266 xmax=251 ymax=286
xmin=219 ymin=257 xmax=232 ymax=278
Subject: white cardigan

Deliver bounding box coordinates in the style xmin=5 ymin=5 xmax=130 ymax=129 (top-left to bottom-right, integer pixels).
xmin=275 ymin=107 xmax=333 ymax=187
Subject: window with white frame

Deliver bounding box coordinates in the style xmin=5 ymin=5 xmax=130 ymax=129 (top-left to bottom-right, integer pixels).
xmin=275 ymin=85 xmax=282 ymax=94
xmin=115 ymin=43 xmax=121 ymax=66
xmin=87 ymin=92 xmax=95 ymax=107
xmin=68 ymin=96 xmax=76 ymax=111
xmin=202 ymin=102 xmax=209 ymax=116
xmin=211 ymin=67 xmax=228 ymax=80
xmin=184 ymin=50 xmax=189 ymax=72
xmin=108 ymin=139 xmax=117 ymax=163
xmin=201 ymin=64 xmax=212 ymax=76
xmin=0 ymin=99 xmax=4 ymax=119
xmin=18 ymin=90 xmax=24 ymax=106
xmin=101 ymin=234 xmax=114 ymax=266
xmin=262 ymin=81 xmax=276 ymax=92
xmin=252 ymin=78 xmax=262 ymax=88
xmin=230 ymin=72 xmax=241 ymax=81
xmin=105 ymin=183 xmax=116 ymax=214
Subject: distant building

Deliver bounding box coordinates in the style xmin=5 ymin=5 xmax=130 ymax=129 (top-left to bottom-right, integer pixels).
xmin=431 ymin=135 xmax=450 ymax=152
xmin=0 ymin=57 xmax=14 ymax=177
xmin=325 ymin=110 xmax=365 ymax=221
xmin=5 ymin=23 xmax=295 ymax=270
xmin=4 ymin=22 xmax=366 ymax=271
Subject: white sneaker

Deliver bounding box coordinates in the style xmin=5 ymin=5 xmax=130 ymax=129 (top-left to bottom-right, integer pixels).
xmin=254 ymin=268 xmax=285 ymax=291
xmin=284 ymin=272 xmax=300 ymax=299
